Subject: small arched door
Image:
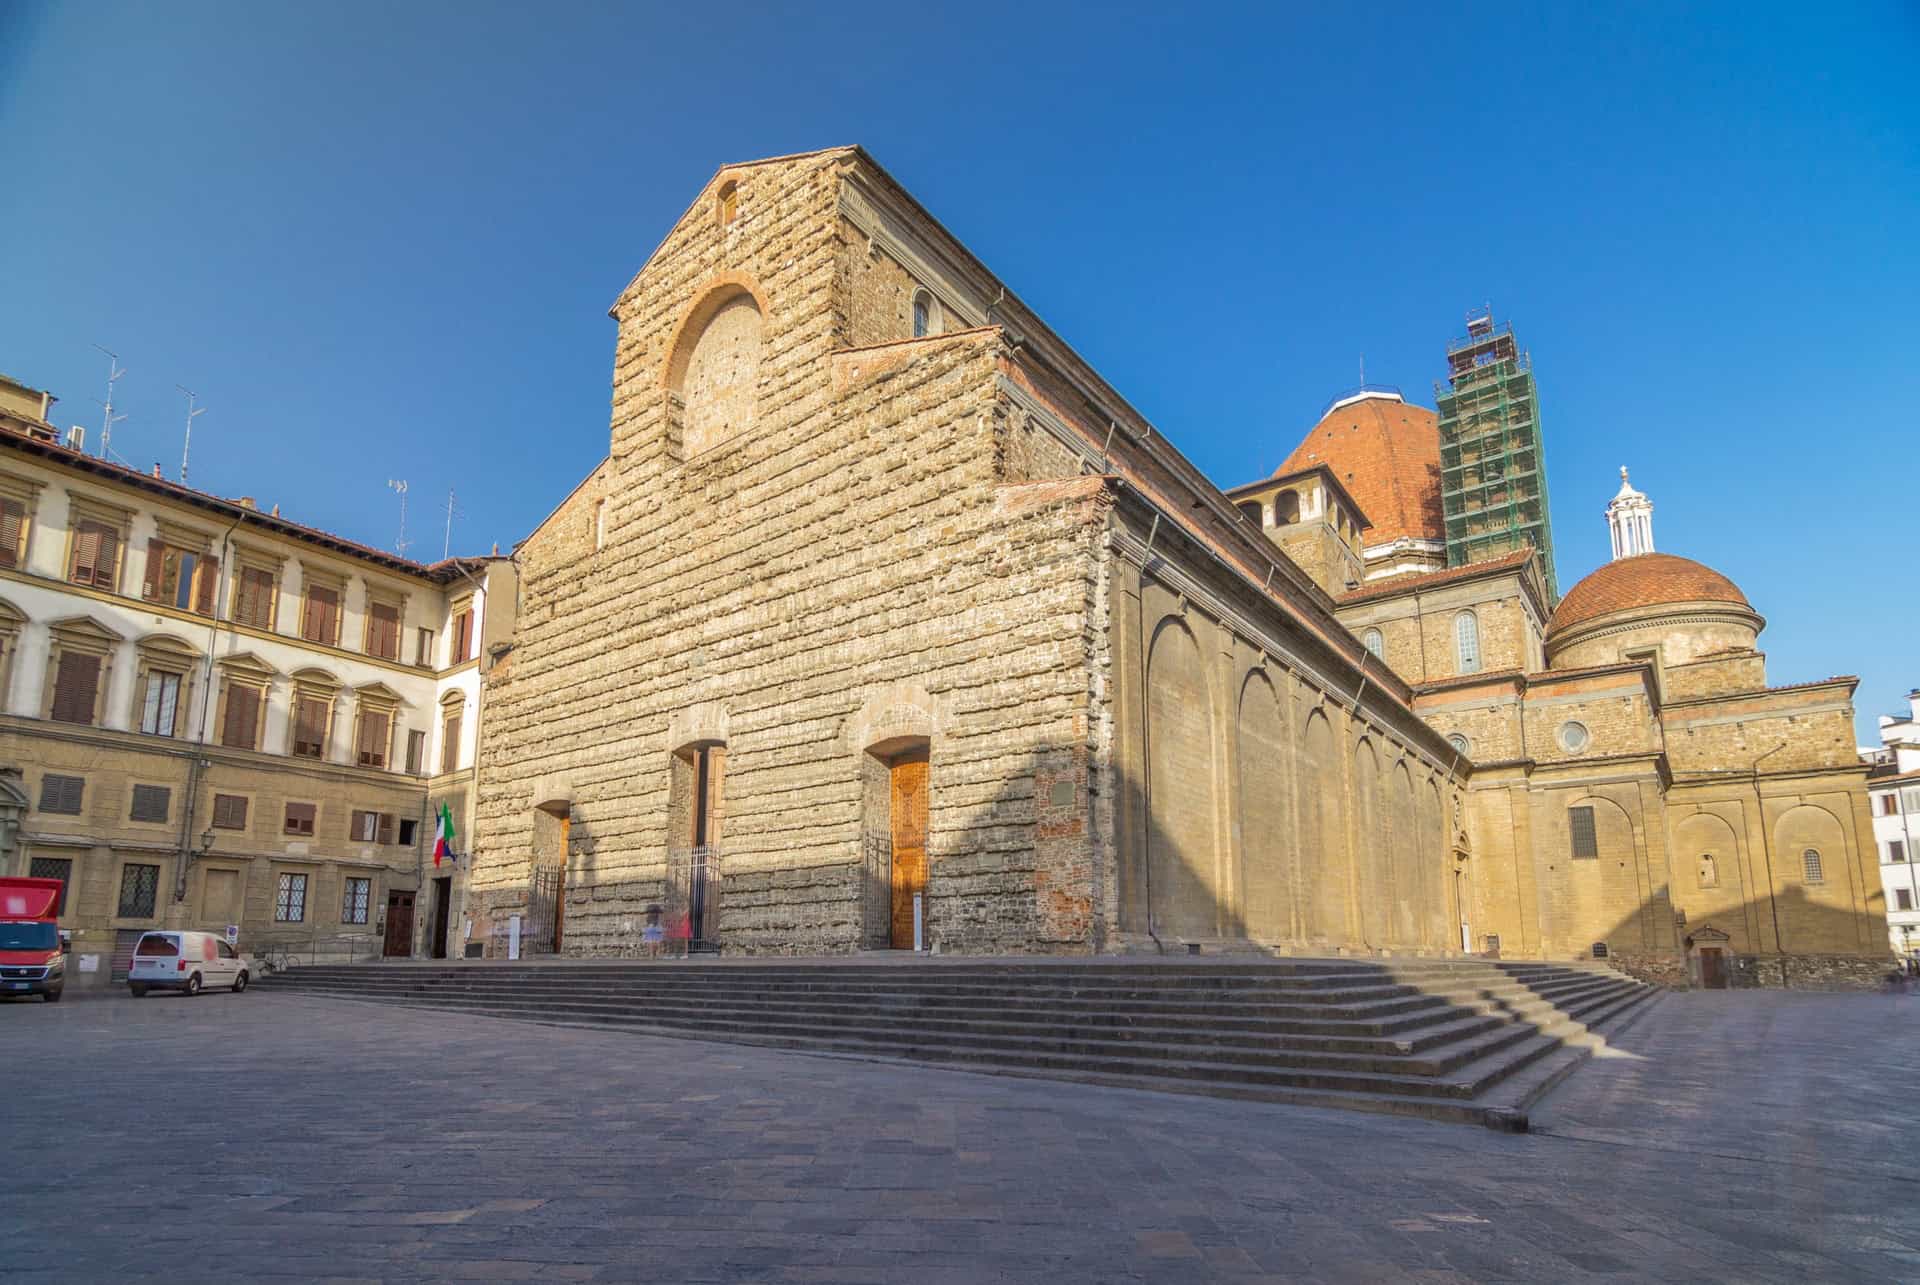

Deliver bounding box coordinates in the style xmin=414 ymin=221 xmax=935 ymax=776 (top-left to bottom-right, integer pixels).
xmin=889 ymin=748 xmax=930 ymax=949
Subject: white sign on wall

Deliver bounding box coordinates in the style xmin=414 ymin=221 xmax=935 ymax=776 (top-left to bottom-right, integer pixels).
xmin=508 ymin=915 xmax=522 ymax=961
xmin=77 ymin=954 xmax=99 ymax=973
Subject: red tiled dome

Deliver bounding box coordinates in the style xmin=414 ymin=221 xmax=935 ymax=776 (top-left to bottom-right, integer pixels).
xmin=1548 ymin=553 xmax=1749 ymax=636
xmin=1275 ymin=395 xmax=1442 ymax=546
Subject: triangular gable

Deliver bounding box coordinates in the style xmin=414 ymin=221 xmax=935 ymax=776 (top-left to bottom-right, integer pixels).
xmin=47 ymin=614 xmax=125 ymax=644
xmin=219 ymin=651 xmax=279 ymax=679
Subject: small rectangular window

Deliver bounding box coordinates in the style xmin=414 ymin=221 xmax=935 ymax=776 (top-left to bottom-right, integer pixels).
xmin=284 ymin=802 xmax=316 ymax=836
xmin=342 ymin=876 xmax=371 ymax=924
xmin=1892 ymin=840 xmax=1908 ymax=864
xmin=129 ymin=784 xmax=171 ymax=823
xmin=350 ymin=809 xmax=379 ymax=843
xmin=415 ymin=628 xmax=434 ymax=667
xmin=1883 ymin=795 xmax=1902 ymax=817
xmin=1569 ymin=806 xmax=1598 ymax=859
xmin=212 ymin=793 xmax=249 ymax=830
xmin=1905 ymin=787 xmax=1920 ymax=814
xmin=118 ymin=863 xmax=160 ymax=918
xmin=1900 ymin=889 xmax=1914 ymax=912
xmin=398 ymin=818 xmax=418 ymax=846
xmin=405 ymin=729 xmax=426 ymax=775
xmin=275 ymin=872 xmax=308 ymax=922
xmin=28 ymin=857 xmax=73 ymax=914
xmin=37 ymin=773 xmax=84 ymax=815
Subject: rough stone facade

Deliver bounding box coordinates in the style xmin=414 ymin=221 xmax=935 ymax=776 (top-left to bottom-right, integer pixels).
xmin=468 ymin=148 xmax=1467 ymax=959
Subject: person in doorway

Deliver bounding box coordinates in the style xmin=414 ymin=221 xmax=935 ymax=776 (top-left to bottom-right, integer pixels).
xmin=642 ymin=905 xmax=664 ymax=959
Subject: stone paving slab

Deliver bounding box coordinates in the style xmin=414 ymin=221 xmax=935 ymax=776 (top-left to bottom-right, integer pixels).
xmin=2 ymin=986 xmax=1916 ymax=1281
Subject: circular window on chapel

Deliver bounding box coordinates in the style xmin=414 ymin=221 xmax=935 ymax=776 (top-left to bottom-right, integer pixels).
xmin=1447 ymin=733 xmax=1471 ymax=756
xmin=1558 ymin=721 xmax=1592 ymax=753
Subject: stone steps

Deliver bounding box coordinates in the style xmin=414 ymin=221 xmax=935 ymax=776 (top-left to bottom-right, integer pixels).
xmin=263 ymin=957 xmax=1659 ymax=1128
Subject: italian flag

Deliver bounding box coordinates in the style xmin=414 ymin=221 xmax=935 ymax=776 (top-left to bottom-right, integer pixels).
xmin=433 ymin=802 xmax=457 ymax=867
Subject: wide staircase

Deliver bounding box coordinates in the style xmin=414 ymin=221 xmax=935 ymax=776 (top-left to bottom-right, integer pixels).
xmin=264 ymin=956 xmax=1660 ymax=1129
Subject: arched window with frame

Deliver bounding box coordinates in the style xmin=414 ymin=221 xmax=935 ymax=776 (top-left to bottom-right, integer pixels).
xmin=1275 ymin=490 xmax=1301 ymax=525
xmin=911 ymin=290 xmax=934 ymax=339
xmin=1698 ymin=853 xmax=1718 ymax=889
xmin=1802 ymin=848 xmax=1824 ymax=884
xmin=1454 ymin=611 xmax=1481 ymax=674
xmin=1362 ymin=628 xmax=1384 ymax=659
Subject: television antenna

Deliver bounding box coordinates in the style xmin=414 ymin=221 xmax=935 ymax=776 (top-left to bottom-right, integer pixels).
xmin=176 ymin=386 xmax=205 ymax=485
xmin=387 ymin=479 xmax=410 ymax=555
xmin=92 ymin=344 xmax=127 ymax=461
xmin=442 ymin=487 xmax=462 ymax=560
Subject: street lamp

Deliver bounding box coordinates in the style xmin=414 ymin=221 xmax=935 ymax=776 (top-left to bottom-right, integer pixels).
xmin=199 ymin=826 xmax=215 ymax=856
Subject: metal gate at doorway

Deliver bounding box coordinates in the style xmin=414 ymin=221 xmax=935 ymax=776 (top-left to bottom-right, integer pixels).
xmin=525 ymin=865 xmax=565 ymax=955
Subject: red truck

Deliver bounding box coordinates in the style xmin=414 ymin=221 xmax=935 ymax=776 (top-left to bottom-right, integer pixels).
xmin=0 ymin=877 xmax=67 ymax=1002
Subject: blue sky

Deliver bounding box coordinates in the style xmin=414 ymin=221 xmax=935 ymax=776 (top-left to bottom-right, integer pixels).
xmin=2 ymin=2 xmax=1915 ymax=737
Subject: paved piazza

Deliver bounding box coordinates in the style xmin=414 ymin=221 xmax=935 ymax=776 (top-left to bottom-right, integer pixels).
xmin=4 ymin=987 xmax=1918 ymax=1282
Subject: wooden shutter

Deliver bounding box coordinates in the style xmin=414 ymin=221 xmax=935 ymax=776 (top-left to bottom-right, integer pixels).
xmin=452 ymin=608 xmax=473 ymax=662
xmin=406 ymin=729 xmax=425 ymax=774
xmin=0 ymin=497 xmax=22 ymax=567
xmin=50 ymin=651 xmax=101 ymax=724
xmin=285 ymin=802 xmax=316 ymax=835
xmin=368 ymin=602 xmax=400 ymax=660
xmin=377 ymin=812 xmax=396 ymax=845
xmin=441 ymin=713 xmax=462 ymax=773
xmin=143 ymin=539 xmax=168 ymax=600
xmin=293 ymin=696 xmax=327 ymax=758
xmin=221 ymin=683 xmax=260 ymax=749
xmin=304 ymin=585 xmax=340 ymax=644
xmin=357 ymin=709 xmax=389 ymax=767
xmin=236 ymin=566 xmax=274 ymax=629
xmin=212 ymin=793 xmax=248 ymax=829
xmin=193 ymin=555 xmax=219 ymax=615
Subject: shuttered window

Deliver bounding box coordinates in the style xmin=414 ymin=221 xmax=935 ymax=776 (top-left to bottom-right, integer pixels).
xmin=405 ymin=729 xmax=426 ymax=775
xmin=284 ymin=802 xmax=316 ymax=836
xmin=50 ymin=650 xmax=102 ymax=725
xmin=441 ymin=712 xmax=462 ymax=773
xmin=1569 ymin=806 xmax=1598 ymax=859
xmin=69 ymin=519 xmax=119 ymax=588
xmin=118 ymin=863 xmax=160 ymax=918
xmin=450 ymin=606 xmax=474 ymax=663
xmin=357 ymin=709 xmax=391 ymax=768
xmin=36 ymin=773 xmax=84 ymax=814
xmin=220 ymin=683 xmax=262 ymax=749
xmin=129 ymin=784 xmax=171 ymax=823
xmin=234 ymin=565 xmax=276 ymax=629
xmin=291 ymin=695 xmax=329 ymax=759
xmin=302 ymin=584 xmax=340 ymax=645
xmin=0 ymin=497 xmax=24 ymax=567
xmin=350 ymin=809 xmax=379 ymax=842
xmin=140 ymin=670 xmax=183 ymax=736
xmin=377 ymin=812 xmax=395 ymax=844
xmin=212 ymin=793 xmax=249 ymax=830
xmin=28 ymin=857 xmax=72 ymax=913
xmin=366 ymin=601 xmax=401 ymax=660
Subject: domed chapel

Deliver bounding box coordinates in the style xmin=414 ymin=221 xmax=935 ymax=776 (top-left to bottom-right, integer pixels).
xmin=463 ymin=149 xmax=1883 ymax=988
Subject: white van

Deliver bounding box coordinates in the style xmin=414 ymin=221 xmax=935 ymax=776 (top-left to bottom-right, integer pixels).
xmin=128 ymin=931 xmax=253 ymax=997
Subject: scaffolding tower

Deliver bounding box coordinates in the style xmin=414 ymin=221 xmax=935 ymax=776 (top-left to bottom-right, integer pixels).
xmin=1434 ymin=307 xmax=1558 ymax=600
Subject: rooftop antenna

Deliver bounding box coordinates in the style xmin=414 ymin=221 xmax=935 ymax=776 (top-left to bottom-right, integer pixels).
xmin=442 ymin=486 xmax=459 ymax=560
xmin=1359 ymin=354 xmax=1366 ymax=387
xmin=387 ymin=479 xmax=410 ymax=555
xmin=92 ymin=344 xmax=127 ymax=461
xmin=175 ymin=385 xmax=205 ymax=485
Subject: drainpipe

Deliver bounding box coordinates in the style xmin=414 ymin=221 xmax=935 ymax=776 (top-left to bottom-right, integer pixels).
xmin=441 ymin=558 xmax=491 ymax=956
xmin=175 ymin=513 xmax=245 ymax=904
xmin=1137 ymin=516 xmax=1162 ymax=954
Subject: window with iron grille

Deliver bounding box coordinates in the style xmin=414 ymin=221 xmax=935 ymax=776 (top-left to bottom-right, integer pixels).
xmin=129 ymin=784 xmax=171 ymax=823
xmin=1802 ymin=848 xmax=1824 ymax=884
xmin=1569 ymin=806 xmax=1598 ymax=859
xmin=212 ymin=793 xmax=249 ymax=830
xmin=36 ymin=773 xmax=83 ymax=815
xmin=342 ymin=876 xmax=371 ymax=924
xmin=275 ymin=872 xmax=308 ymax=922
xmin=284 ymin=802 xmax=316 ymax=836
xmin=28 ymin=857 xmax=72 ymax=914
xmin=117 ymin=863 xmax=160 ymax=918
xmin=1454 ymin=611 xmax=1481 ymax=675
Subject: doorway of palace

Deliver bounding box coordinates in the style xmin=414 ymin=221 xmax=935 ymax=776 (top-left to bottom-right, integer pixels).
xmin=889 ymin=747 xmax=929 ymax=950
xmin=429 ymin=877 xmax=453 ymax=960
xmin=383 ymin=891 xmax=415 ymax=958
xmin=688 ymin=746 xmax=719 ymax=949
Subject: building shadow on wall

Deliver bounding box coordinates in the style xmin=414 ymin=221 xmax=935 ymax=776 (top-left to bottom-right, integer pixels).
xmin=1577 ymin=884 xmax=1893 ymax=990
